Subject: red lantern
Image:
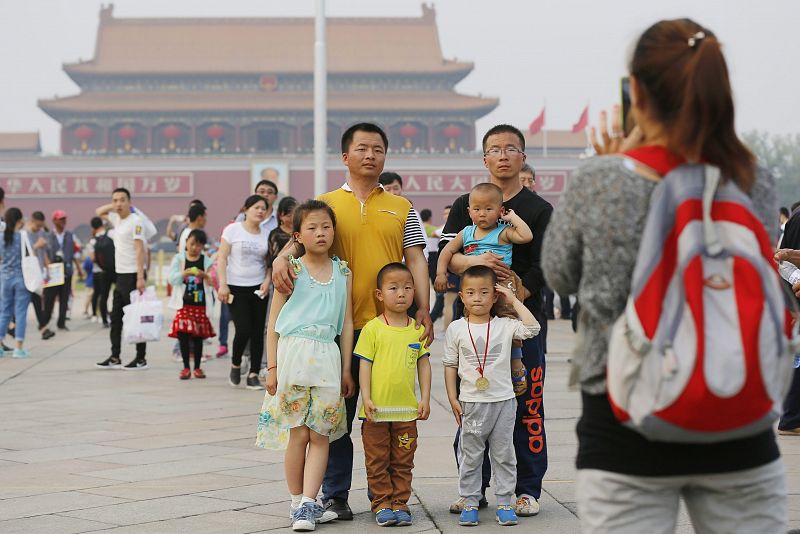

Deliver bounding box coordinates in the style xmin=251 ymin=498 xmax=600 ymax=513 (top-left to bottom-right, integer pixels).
xmin=443 ymin=125 xmax=461 ymax=150
xmin=118 ymin=125 xmax=137 ymax=151
xmin=206 ymin=125 xmax=225 ymax=150
xmin=400 ymin=124 xmax=418 ymax=149
xmin=74 ymin=126 xmax=93 ymax=151
xmin=162 ymin=125 xmax=181 ymax=150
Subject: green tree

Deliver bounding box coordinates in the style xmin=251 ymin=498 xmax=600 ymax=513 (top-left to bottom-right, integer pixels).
xmin=742 ymin=130 xmax=800 ymax=206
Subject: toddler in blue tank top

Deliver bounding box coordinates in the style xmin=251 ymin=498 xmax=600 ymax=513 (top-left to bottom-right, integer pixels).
xmin=434 ymin=182 xmax=534 ymax=394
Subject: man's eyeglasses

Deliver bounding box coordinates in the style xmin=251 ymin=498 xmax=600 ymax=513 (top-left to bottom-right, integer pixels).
xmin=484 ymin=147 xmax=523 ymax=157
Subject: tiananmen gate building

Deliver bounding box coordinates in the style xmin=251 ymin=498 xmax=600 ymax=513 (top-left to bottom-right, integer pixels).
xmin=2 ymin=4 xmax=585 ymax=243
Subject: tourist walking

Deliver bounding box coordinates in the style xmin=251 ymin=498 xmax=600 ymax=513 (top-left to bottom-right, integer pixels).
xmin=0 ymin=208 xmax=34 ymax=358
xmin=168 ymin=229 xmax=215 ymax=380
xmin=43 ymin=210 xmax=83 ymax=331
xmin=95 ymin=188 xmax=149 ymax=370
xmin=217 ymin=194 xmax=271 ymax=390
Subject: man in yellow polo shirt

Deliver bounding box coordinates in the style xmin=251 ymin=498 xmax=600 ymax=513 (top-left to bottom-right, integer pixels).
xmin=273 ymin=122 xmax=431 ymax=520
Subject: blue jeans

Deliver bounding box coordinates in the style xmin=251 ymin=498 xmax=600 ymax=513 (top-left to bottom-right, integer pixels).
xmin=322 ymin=329 xmax=362 ymax=501
xmin=0 ymin=273 xmax=32 ymax=342
xmin=219 ymin=302 xmax=230 ymax=346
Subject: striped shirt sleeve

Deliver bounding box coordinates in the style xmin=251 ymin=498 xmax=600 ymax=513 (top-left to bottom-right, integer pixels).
xmin=402 ymin=207 xmax=427 ymax=250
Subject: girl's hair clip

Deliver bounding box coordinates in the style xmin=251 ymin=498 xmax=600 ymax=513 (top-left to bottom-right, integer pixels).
xmin=688 ymin=31 xmax=706 ymax=49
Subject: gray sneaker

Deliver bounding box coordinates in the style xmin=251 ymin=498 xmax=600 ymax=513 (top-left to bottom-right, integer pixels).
xmin=246 ymin=375 xmax=264 ymax=390
xmin=290 ymin=502 xmax=337 ymax=523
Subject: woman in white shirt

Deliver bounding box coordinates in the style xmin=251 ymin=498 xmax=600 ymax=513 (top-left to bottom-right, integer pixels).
xmin=217 ymin=195 xmax=271 ymax=390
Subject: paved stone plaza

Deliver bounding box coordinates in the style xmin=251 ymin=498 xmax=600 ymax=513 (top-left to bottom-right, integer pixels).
xmin=1 ymin=300 xmax=799 ymax=533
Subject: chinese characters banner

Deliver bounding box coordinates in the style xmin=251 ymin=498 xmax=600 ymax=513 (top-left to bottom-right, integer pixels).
xmin=399 ymin=169 xmax=569 ymax=196
xmin=0 ymin=173 xmax=194 ymax=198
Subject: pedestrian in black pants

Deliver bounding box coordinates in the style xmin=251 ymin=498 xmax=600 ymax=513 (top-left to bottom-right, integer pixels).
xmin=95 ymin=187 xmax=149 ymax=370
xmin=92 ymin=271 xmax=111 ymax=326
xmin=216 ymin=195 xmax=272 ymax=390
xmin=43 ymin=210 xmax=83 ymax=331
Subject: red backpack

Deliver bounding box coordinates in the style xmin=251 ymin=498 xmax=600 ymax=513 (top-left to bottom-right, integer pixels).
xmin=607 ymin=163 xmax=796 ymax=443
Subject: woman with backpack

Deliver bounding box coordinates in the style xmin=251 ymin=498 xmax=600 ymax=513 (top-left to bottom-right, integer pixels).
xmin=543 ymin=19 xmax=786 ymax=533
xmin=0 ymin=208 xmax=34 ymax=358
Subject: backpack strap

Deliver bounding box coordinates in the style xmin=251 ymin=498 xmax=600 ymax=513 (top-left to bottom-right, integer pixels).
xmin=702 ymin=165 xmax=723 ymax=257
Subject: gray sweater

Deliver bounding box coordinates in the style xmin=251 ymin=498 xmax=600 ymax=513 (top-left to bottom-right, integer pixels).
xmin=542 ymin=155 xmax=778 ymax=394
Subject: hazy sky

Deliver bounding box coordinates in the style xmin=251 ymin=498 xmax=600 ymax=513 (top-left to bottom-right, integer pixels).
xmin=1 ymin=0 xmax=798 ymax=154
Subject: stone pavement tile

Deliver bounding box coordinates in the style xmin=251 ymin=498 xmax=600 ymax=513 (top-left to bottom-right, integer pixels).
xmin=81 ymin=473 xmax=263 ymax=500
xmin=91 ymin=444 xmax=250 ymax=466
xmin=0 ymin=473 xmax=122 ymax=500
xmin=198 ymin=480 xmax=289 ymax=505
xmin=63 ymin=495 xmax=251 ymax=526
xmin=99 ymin=429 xmax=251 ymax=450
xmin=212 ymin=437 xmax=263 ymax=450
xmin=0 ymin=443 xmax=135 ymax=464
xmin=0 ymin=430 xmax=77 ymax=450
xmin=82 ymin=456 xmax=262 ymax=482
xmin=412 ymin=436 xmax=461 ymax=478
xmin=412 ymin=477 xmax=579 ymax=532
xmin=216 ymin=461 xmax=287 ymax=482
xmin=0 ymin=514 xmax=117 ymax=534
xmin=0 ymin=491 xmax=127 ymax=521
xmin=82 ymin=509 xmax=281 ymax=534
xmin=541 ymin=459 xmax=577 ymax=481
xmin=219 ymin=448 xmax=285 ymax=464
xmin=543 ymin=480 xmax=576 ymax=505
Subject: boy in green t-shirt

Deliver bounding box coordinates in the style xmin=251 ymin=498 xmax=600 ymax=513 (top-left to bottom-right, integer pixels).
xmin=356 ymin=262 xmax=432 ymax=527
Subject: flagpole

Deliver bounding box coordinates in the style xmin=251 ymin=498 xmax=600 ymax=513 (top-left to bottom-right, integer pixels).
xmin=313 ymin=0 xmax=327 ymax=196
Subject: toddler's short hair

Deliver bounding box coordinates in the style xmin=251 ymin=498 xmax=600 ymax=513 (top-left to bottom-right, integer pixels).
xmin=376 ymin=262 xmax=412 ymax=288
xmin=470 ymin=182 xmax=503 ymax=204
xmin=461 ymin=265 xmax=498 ymax=286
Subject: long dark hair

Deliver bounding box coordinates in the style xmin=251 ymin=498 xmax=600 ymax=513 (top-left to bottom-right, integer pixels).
xmin=631 ymin=19 xmax=755 ymax=191
xmin=4 ymin=208 xmax=22 ymax=246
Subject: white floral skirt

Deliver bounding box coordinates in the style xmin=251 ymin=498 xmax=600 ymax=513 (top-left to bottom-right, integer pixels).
xmin=255 ymin=336 xmax=346 ymax=450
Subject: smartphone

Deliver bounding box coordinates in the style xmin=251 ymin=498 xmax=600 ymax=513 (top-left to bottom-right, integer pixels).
xmin=227 ymin=294 xmax=235 ymax=304
xmin=620 ymin=77 xmax=633 ymax=136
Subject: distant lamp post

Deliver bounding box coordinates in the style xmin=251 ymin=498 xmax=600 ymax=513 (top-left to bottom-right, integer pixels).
xmin=206 ymin=125 xmax=225 ymax=150
xmin=163 ymin=125 xmax=181 ymax=151
xmin=443 ymin=125 xmax=461 ymax=150
xmin=74 ymin=125 xmax=93 ymax=151
xmin=400 ymin=124 xmax=418 ymax=149
xmin=118 ymin=125 xmax=137 ymax=152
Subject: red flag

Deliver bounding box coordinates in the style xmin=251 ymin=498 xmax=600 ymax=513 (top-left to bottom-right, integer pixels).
xmin=571 ymin=105 xmax=589 ymax=133
xmin=528 ymin=107 xmax=545 ymax=135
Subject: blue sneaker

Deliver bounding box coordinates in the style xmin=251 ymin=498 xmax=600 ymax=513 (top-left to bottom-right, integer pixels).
xmin=394 ymin=509 xmax=412 ymax=526
xmin=291 ymin=503 xmax=316 ymax=531
xmin=12 ymin=348 xmax=30 ymax=359
xmin=496 ymin=505 xmax=518 ymax=526
xmin=459 ymin=506 xmax=479 ymax=526
xmin=375 ymin=508 xmax=397 ymax=526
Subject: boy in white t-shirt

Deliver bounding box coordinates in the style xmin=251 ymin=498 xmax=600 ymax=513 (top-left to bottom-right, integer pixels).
xmin=443 ymin=265 xmax=539 ymax=527
xmin=94 ymin=187 xmax=149 ymax=370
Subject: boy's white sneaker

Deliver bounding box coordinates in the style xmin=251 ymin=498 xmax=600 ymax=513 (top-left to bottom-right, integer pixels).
xmin=290 ymin=502 xmax=337 ymax=523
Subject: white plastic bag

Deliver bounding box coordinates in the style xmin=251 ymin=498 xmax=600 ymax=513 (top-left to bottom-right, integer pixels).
xmin=122 ymin=287 xmax=163 ymax=344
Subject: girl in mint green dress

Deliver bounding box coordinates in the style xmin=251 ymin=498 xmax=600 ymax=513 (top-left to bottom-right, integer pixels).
xmin=255 ymin=200 xmax=355 ymax=525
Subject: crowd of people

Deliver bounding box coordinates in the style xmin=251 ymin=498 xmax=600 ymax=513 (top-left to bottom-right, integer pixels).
xmin=1 ymin=17 xmax=798 ymax=533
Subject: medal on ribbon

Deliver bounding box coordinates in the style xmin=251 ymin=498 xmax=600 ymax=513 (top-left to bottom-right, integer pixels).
xmin=467 ymin=317 xmax=491 ymax=392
